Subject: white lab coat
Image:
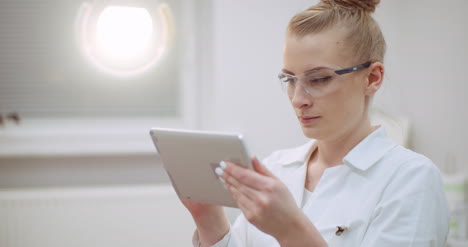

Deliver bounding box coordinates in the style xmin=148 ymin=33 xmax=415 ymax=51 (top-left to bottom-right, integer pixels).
xmin=193 ymin=127 xmax=450 ymax=247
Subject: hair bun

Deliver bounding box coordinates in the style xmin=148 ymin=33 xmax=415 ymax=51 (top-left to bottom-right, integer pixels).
xmin=322 ymin=0 xmax=381 ymax=13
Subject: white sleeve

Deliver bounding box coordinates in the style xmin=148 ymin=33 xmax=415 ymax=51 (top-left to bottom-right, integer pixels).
xmin=360 ymin=159 xmax=450 ymax=247
xmin=192 ymin=214 xmax=250 ymax=247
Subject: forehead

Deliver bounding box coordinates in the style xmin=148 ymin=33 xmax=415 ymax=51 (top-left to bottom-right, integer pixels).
xmin=283 ymin=28 xmax=353 ymax=74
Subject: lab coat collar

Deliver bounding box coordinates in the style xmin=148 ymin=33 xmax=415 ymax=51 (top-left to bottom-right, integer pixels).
xmin=342 ymin=127 xmax=397 ymax=171
xmin=278 ymin=141 xmax=317 ymax=166
xmin=281 ymin=127 xmax=397 ymax=172
xmin=281 ymin=127 xmax=397 ymax=207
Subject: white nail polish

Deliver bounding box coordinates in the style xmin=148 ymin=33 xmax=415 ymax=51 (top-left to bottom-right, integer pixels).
xmin=220 ymin=161 xmax=227 ymax=169
xmin=218 ymin=177 xmax=226 ymax=184
xmin=215 ymin=167 xmax=224 ymax=176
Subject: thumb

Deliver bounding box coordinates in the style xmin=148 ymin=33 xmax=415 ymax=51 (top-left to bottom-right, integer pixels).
xmin=252 ymin=156 xmax=275 ymax=177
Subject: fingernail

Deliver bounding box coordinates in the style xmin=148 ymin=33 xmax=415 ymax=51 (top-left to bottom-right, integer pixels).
xmin=215 ymin=167 xmax=224 ymax=176
xmin=218 ymin=177 xmax=226 ymax=184
xmin=220 ymin=161 xmax=227 ymax=169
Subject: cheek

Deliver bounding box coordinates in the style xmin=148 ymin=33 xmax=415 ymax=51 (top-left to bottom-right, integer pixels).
xmin=322 ymin=85 xmax=365 ymax=121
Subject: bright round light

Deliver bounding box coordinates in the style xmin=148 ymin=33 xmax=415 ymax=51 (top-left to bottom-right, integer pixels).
xmin=77 ymin=3 xmax=172 ymax=77
xmin=96 ymin=6 xmax=153 ymax=60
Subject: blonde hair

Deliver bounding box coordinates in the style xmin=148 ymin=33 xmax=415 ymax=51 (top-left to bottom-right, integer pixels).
xmin=287 ymin=0 xmax=386 ymax=64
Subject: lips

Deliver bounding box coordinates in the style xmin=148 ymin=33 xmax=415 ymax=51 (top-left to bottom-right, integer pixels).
xmin=299 ymin=116 xmax=321 ymax=124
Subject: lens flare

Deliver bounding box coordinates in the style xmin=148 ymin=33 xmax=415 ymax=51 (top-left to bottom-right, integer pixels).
xmin=96 ymin=6 xmax=153 ymax=60
xmin=76 ymin=3 xmax=173 ymax=77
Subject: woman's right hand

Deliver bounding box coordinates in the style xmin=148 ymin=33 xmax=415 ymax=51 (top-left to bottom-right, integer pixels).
xmin=180 ymin=199 xmax=230 ymax=247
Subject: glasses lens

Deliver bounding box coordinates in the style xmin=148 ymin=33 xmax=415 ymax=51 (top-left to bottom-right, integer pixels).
xmin=302 ymin=69 xmax=336 ymax=94
xmin=278 ymin=69 xmax=337 ymax=97
xmin=278 ymin=73 xmax=294 ymax=94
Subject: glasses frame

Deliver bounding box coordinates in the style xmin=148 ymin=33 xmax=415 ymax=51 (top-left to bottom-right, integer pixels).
xmin=334 ymin=61 xmax=372 ymax=75
xmin=278 ymin=61 xmax=372 ymax=97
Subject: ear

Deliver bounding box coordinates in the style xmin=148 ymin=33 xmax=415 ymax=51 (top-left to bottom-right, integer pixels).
xmin=365 ymin=62 xmax=384 ymax=96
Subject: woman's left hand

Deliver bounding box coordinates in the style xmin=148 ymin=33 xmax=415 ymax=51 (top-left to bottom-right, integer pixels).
xmin=217 ymin=157 xmax=304 ymax=240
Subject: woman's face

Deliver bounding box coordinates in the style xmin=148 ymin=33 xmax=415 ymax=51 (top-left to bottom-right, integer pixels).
xmin=282 ymin=28 xmax=371 ymax=141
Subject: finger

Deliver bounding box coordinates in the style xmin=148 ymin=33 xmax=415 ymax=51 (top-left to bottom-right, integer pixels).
xmin=224 ymin=171 xmax=260 ymax=202
xmin=222 ymin=161 xmax=270 ymax=190
xmin=252 ymin=156 xmax=275 ymax=178
xmin=229 ymin=184 xmax=271 ymax=225
xmin=228 ymin=185 xmax=257 ymax=215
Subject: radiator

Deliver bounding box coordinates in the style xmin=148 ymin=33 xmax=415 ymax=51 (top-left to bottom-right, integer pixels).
xmin=0 ymin=185 xmax=196 ymax=247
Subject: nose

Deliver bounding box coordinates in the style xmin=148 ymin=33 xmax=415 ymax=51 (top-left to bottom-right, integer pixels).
xmin=290 ymin=82 xmax=312 ymax=109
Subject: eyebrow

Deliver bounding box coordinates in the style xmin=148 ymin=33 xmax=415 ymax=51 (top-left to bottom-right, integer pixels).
xmin=281 ymin=66 xmax=332 ymax=75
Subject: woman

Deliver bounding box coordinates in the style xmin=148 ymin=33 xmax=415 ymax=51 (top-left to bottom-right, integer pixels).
xmin=185 ymin=0 xmax=450 ymax=246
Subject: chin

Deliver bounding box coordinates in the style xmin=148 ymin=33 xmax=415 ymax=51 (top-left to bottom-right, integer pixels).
xmin=301 ymin=126 xmax=323 ymax=140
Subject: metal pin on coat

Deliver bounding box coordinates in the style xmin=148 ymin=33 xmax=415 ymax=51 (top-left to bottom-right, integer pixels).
xmin=335 ymin=225 xmax=348 ymax=236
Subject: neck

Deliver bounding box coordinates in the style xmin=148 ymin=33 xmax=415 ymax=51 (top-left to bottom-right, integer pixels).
xmin=312 ymin=120 xmax=376 ymax=168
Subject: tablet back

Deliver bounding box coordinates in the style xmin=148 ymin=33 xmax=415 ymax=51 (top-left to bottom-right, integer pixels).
xmin=149 ymin=128 xmax=252 ymax=208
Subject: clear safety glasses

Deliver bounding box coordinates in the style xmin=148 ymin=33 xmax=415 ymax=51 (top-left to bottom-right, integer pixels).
xmin=278 ymin=61 xmax=371 ymax=98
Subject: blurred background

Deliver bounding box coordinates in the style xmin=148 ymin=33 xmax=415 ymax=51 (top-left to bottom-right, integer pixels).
xmin=0 ymin=0 xmax=467 ymax=246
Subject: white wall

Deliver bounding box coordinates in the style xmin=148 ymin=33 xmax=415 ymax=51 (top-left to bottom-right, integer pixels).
xmin=204 ymin=0 xmax=468 ymax=174
xmin=204 ymin=0 xmax=315 ymax=158
xmin=1 ymin=0 xmax=467 ymax=186
xmin=374 ymin=0 xmax=468 ymax=174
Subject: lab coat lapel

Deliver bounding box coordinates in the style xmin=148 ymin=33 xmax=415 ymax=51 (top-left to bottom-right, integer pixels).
xmin=283 ymin=162 xmax=307 ymax=207
xmin=271 ymin=140 xmax=315 ymax=208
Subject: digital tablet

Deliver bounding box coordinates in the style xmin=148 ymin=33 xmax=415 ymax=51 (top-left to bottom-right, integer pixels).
xmin=149 ymin=127 xmax=253 ymax=208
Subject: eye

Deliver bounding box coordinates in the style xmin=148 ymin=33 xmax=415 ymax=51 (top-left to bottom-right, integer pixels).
xmin=279 ymin=74 xmax=296 ymax=84
xmin=309 ymin=76 xmax=332 ymax=83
